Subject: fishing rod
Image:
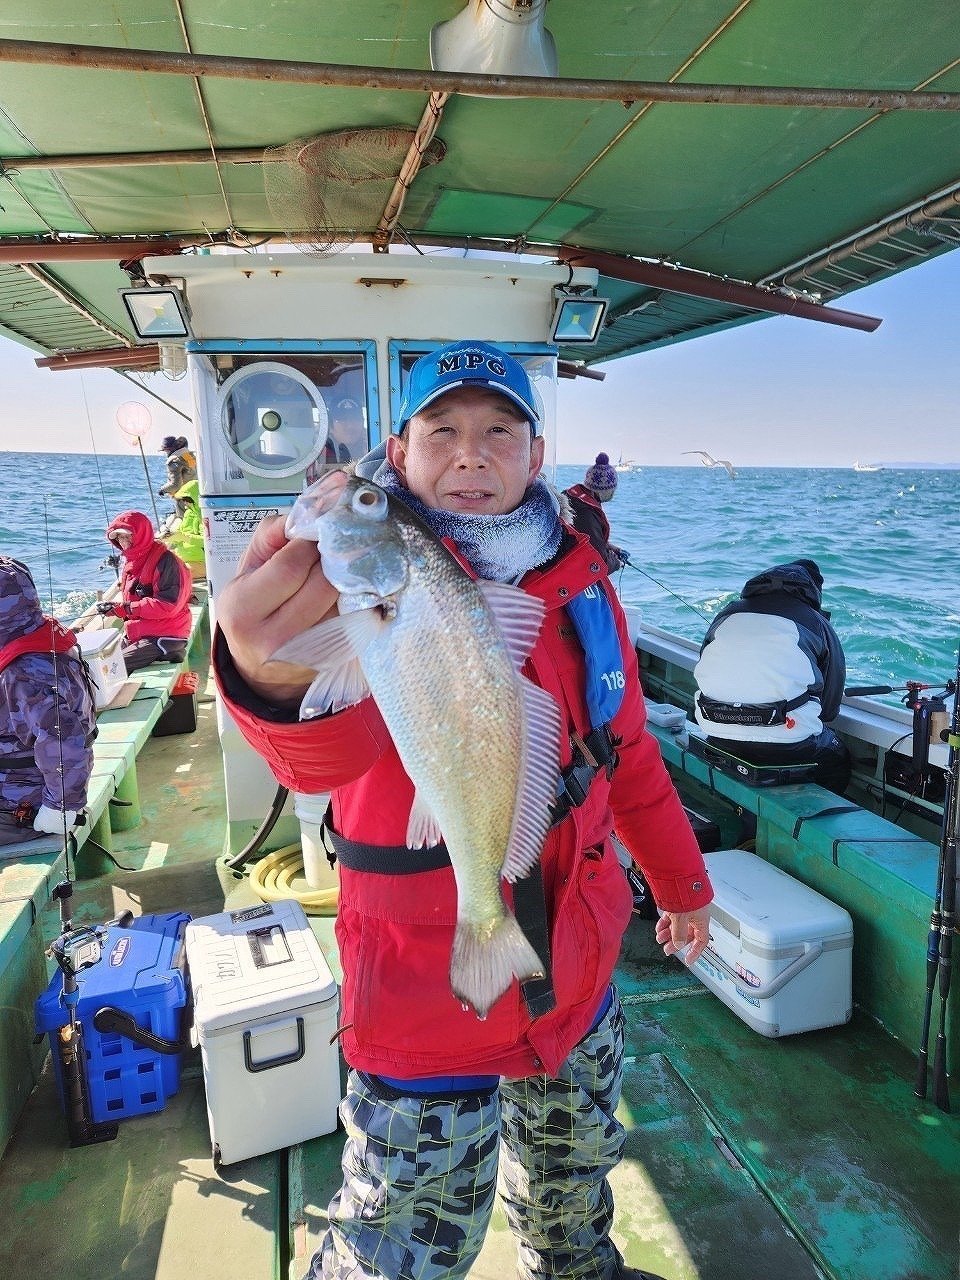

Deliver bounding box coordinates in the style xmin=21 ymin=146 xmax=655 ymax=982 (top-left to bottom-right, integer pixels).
xmin=137 ymin=435 xmax=164 ymax=531
xmin=845 ymin=680 xmax=944 ymax=697
xmin=616 ymin=551 xmax=711 ymax=623
xmin=914 ymin=637 xmax=959 ymax=1111
xmin=79 ymin=373 xmax=113 ymax=531
xmin=48 ymin=883 xmax=120 ymax=1147
xmin=117 ymin=369 xmax=192 ymax=422
xmin=41 ymin=498 xmax=119 ymax=1146
xmin=41 ymin=499 xmax=75 ymax=871
xmin=79 ymin=376 xmax=123 ymax=583
xmin=847 ymin=677 xmax=953 ymax=793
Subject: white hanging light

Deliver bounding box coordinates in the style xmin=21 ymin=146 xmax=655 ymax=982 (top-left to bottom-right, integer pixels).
xmin=430 ymin=1 xmax=558 ymax=80
xmin=159 ymin=343 xmax=188 ymax=381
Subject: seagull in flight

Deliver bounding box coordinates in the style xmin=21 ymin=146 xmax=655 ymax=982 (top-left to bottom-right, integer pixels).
xmin=683 ymin=450 xmax=737 ymax=478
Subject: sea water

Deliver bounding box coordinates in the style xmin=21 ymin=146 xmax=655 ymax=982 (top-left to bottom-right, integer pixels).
xmin=0 ymin=451 xmax=957 ymax=694
xmin=591 ymin=463 xmax=960 ymax=697
xmin=0 ymin=450 xmax=169 ymax=623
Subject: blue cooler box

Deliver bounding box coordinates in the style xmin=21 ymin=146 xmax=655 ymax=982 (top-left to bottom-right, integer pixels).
xmin=35 ymin=911 xmax=190 ymax=1124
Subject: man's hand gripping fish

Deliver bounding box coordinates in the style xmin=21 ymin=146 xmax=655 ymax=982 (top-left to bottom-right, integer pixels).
xmin=273 ymin=470 xmax=562 ymax=1019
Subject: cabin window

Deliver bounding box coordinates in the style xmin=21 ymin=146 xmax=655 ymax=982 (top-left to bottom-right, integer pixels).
xmin=200 ymin=349 xmax=372 ymax=487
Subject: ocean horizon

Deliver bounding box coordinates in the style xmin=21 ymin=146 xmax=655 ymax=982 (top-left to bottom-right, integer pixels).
xmin=1 ymin=450 xmax=957 ymax=699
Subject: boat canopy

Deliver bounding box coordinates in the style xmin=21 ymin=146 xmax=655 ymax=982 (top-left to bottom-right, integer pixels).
xmin=0 ymin=2 xmax=958 ymax=366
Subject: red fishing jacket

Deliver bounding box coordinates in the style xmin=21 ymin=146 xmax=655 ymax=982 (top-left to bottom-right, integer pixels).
xmin=0 ymin=618 xmax=79 ymax=674
xmin=106 ymin=511 xmax=192 ymax=644
xmin=215 ymin=529 xmax=712 ymax=1079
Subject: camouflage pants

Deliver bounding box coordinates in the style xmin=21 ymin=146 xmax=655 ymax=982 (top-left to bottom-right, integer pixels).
xmin=309 ymin=989 xmax=626 ymax=1280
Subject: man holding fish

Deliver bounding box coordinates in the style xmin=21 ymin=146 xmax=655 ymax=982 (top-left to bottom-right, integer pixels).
xmin=214 ymin=340 xmax=713 ymax=1280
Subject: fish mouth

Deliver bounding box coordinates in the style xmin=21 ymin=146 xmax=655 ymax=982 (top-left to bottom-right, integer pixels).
xmin=285 ymin=468 xmax=351 ymax=541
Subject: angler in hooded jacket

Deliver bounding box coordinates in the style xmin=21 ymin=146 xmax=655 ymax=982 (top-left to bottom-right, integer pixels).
xmin=694 ymin=558 xmax=851 ymax=792
xmin=164 ymin=480 xmax=205 ymax=568
xmin=158 ymin=436 xmax=198 ymax=517
xmin=214 ymin=341 xmax=712 ymax=1280
xmin=101 ymin=511 xmax=193 ymax=673
xmin=0 ymin=557 xmax=95 ymax=847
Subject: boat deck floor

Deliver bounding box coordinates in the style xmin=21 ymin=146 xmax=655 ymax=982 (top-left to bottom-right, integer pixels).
xmin=1 ymin=638 xmax=958 ymax=1280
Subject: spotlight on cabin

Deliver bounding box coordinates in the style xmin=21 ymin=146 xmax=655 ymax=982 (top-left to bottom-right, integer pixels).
xmin=550 ymin=288 xmax=609 ymax=344
xmin=430 ymin=1 xmax=558 ymax=80
xmin=119 ymin=286 xmax=192 ymax=343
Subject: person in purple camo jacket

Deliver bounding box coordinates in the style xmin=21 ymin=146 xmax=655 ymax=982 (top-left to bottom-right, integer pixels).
xmin=0 ymin=557 xmax=96 ymax=848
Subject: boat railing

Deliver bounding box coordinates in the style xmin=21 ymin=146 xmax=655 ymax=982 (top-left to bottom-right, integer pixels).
xmin=629 ymin=612 xmax=950 ymax=775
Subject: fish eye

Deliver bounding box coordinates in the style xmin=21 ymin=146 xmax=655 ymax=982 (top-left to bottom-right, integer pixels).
xmin=351 ymin=485 xmax=388 ymax=521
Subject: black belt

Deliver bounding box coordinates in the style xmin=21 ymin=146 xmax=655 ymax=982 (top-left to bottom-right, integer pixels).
xmin=317 ymin=724 xmax=620 ymax=1021
xmin=321 ymin=723 xmax=620 ymax=877
xmin=321 ymin=817 xmax=450 ymax=874
xmin=1 ymin=754 xmax=37 ymax=772
xmin=696 ymin=690 xmax=812 ymax=728
xmin=1 ymin=728 xmax=96 ymax=772
xmin=321 ymin=804 xmax=563 ymax=1018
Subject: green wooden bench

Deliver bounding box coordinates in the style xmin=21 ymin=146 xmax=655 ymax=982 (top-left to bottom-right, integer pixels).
xmin=0 ymin=593 xmax=209 ymax=1155
xmin=647 ymin=716 xmax=946 ymax=1055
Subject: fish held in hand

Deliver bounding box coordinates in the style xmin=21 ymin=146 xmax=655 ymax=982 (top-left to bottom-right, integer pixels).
xmin=274 ymin=472 xmax=562 ymax=1018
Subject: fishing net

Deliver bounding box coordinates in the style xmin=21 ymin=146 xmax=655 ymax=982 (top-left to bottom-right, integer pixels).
xmin=263 ymin=128 xmax=446 ymax=253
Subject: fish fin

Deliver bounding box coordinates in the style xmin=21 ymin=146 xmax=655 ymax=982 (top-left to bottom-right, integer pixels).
xmin=406 ymin=790 xmax=443 ymax=849
xmin=300 ymin=662 xmax=369 ymax=718
xmin=500 ymin=677 xmax=563 ymax=884
xmin=450 ymin=911 xmax=544 ymax=1019
xmin=272 ymin=608 xmax=384 ymax=669
xmin=271 ymin=611 xmax=382 ymax=716
xmin=477 ymin=581 xmax=547 ymax=671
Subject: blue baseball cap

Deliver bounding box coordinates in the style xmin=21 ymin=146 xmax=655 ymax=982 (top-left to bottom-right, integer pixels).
xmin=397 ymin=340 xmax=541 ymax=434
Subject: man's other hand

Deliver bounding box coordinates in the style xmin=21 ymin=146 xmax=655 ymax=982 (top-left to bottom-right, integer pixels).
xmin=655 ymin=906 xmax=711 ymax=964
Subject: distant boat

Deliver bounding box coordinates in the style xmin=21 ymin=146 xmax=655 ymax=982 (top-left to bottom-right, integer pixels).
xmin=615 ymin=457 xmax=641 ymax=473
xmin=683 ymin=450 xmax=737 ymax=478
xmin=853 ymin=461 xmax=885 ymax=472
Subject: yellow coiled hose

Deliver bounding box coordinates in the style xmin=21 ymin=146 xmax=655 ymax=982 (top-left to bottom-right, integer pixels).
xmin=246 ymin=843 xmax=340 ymax=916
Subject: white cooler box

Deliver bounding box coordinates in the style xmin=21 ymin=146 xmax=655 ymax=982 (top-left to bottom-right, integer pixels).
xmin=77 ymin=627 xmax=127 ymax=709
xmin=690 ymin=849 xmax=853 ymax=1037
xmin=185 ymin=899 xmax=340 ymax=1165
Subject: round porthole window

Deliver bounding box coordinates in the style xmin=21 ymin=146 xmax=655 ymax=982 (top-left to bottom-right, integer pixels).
xmin=217 ymin=361 xmax=328 ymax=479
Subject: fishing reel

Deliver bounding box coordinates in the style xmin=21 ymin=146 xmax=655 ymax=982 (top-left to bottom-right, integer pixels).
xmin=906 ymin=682 xmax=952 ymax=766
xmin=903 ymin=680 xmax=952 ymax=804
xmin=48 ymin=909 xmax=135 ymax=980
xmin=50 ymin=926 xmax=105 ymax=980
xmin=846 ymin=676 xmax=956 ymax=807
xmin=12 ymin=799 xmax=36 ymax=828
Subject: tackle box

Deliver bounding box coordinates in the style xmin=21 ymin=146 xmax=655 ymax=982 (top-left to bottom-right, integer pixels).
xmin=690 ymin=849 xmax=853 ymax=1037
xmin=35 ymin=911 xmax=190 ymax=1123
xmin=686 ymin=734 xmax=819 ymax=786
xmin=77 ymin=626 xmax=127 ymax=710
xmin=152 ymin=670 xmax=201 ymax=737
xmin=184 ymin=899 xmax=340 ymax=1166
xmin=682 ymin=803 xmax=722 ymax=854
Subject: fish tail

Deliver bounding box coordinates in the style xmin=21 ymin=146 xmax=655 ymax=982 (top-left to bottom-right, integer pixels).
xmin=450 ymin=913 xmax=545 ymax=1019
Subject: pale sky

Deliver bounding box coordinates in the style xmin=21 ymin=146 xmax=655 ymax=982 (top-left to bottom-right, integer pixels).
xmin=1 ymin=248 xmax=956 ymax=467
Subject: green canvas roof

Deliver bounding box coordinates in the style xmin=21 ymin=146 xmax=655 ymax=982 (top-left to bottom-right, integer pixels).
xmin=0 ymin=1 xmax=958 ymax=363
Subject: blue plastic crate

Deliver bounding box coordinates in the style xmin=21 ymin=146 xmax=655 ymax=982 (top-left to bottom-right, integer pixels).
xmin=35 ymin=911 xmax=190 ymax=1124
